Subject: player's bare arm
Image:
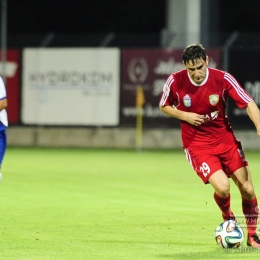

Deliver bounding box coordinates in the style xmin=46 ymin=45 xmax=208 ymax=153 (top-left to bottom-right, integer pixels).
xmin=159 ymin=105 xmax=205 ymax=126
xmin=0 ymin=98 xmax=7 ymax=111
xmin=246 ymin=100 xmax=260 ymax=136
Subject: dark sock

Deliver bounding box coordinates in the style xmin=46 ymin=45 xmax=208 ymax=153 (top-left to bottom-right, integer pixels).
xmin=214 ymin=192 xmax=234 ymax=220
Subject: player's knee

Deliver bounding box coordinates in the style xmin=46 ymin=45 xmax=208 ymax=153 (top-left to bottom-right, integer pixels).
xmin=217 ymin=189 xmax=230 ymax=197
xmin=241 ymin=182 xmax=255 ymax=198
xmin=213 ymin=180 xmax=230 ymax=197
xmin=209 ymin=170 xmax=230 ymax=196
xmin=216 ymin=185 xmax=230 ymax=197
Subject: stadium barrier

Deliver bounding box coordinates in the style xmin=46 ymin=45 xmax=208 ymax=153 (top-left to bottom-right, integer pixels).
xmin=7 ymin=126 xmax=260 ymax=149
xmin=1 ymin=47 xmax=260 ymax=148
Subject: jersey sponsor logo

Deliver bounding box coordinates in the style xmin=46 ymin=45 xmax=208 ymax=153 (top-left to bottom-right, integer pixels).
xmin=211 ymin=111 xmax=219 ymax=120
xmin=203 ymin=111 xmax=219 ymax=122
xmin=183 ymin=94 xmax=191 ymax=107
xmin=209 ymin=94 xmax=219 ymax=106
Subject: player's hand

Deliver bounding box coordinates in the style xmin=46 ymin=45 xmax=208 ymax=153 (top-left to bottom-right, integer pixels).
xmin=184 ymin=112 xmax=206 ymax=126
xmin=257 ymin=128 xmax=260 ymax=137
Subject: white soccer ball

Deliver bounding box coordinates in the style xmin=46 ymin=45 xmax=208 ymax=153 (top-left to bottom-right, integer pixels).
xmin=215 ymin=220 xmax=244 ymax=248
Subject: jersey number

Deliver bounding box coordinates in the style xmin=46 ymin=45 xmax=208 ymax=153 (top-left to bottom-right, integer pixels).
xmin=200 ymin=162 xmax=210 ymax=177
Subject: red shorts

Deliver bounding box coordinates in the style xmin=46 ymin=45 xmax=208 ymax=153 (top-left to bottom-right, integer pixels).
xmin=184 ymin=139 xmax=248 ymax=184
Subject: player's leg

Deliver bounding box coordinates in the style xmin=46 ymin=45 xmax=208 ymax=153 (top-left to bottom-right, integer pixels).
xmin=184 ymin=148 xmax=235 ymax=221
xmin=208 ymin=170 xmax=235 ymax=221
xmin=231 ymin=166 xmax=260 ymax=247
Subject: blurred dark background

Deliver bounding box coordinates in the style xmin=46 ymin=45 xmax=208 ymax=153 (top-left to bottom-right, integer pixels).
xmin=5 ymin=0 xmax=260 ymax=48
xmin=8 ymin=1 xmax=166 ymax=34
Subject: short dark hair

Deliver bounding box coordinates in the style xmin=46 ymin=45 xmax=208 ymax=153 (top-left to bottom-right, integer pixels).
xmin=182 ymin=43 xmax=207 ymax=65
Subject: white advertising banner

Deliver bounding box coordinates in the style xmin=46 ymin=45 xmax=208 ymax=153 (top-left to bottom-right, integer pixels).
xmin=22 ymin=48 xmax=120 ymax=125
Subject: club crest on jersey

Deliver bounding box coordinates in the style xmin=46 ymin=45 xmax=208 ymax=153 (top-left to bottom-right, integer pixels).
xmin=183 ymin=94 xmax=191 ymax=107
xmin=209 ymin=94 xmax=219 ymax=106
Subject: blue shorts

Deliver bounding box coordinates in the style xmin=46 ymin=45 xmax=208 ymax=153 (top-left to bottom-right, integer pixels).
xmin=0 ymin=129 xmax=7 ymax=168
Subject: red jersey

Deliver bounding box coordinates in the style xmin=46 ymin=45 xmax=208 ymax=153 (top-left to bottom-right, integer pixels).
xmin=159 ymin=68 xmax=252 ymax=148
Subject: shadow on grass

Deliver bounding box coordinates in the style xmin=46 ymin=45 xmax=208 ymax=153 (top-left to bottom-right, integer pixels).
xmin=156 ymin=247 xmax=260 ymax=259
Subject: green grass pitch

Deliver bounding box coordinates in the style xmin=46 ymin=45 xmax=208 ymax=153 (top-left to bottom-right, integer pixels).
xmin=1 ymin=147 xmax=260 ymax=259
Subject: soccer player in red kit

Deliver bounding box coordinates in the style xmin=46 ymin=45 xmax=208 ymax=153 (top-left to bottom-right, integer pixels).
xmin=159 ymin=43 xmax=260 ymax=247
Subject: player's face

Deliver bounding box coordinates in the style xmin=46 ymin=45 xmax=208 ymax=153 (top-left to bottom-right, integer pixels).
xmin=184 ymin=57 xmax=208 ymax=85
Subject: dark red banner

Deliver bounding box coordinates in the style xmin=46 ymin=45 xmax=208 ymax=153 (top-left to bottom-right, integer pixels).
xmin=228 ymin=48 xmax=260 ymax=129
xmin=121 ymin=49 xmax=221 ymax=127
xmin=0 ymin=50 xmax=20 ymax=124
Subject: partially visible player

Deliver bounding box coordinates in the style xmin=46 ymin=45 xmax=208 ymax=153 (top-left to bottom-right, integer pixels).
xmin=159 ymin=43 xmax=260 ymax=247
xmin=0 ymin=76 xmax=8 ymax=181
